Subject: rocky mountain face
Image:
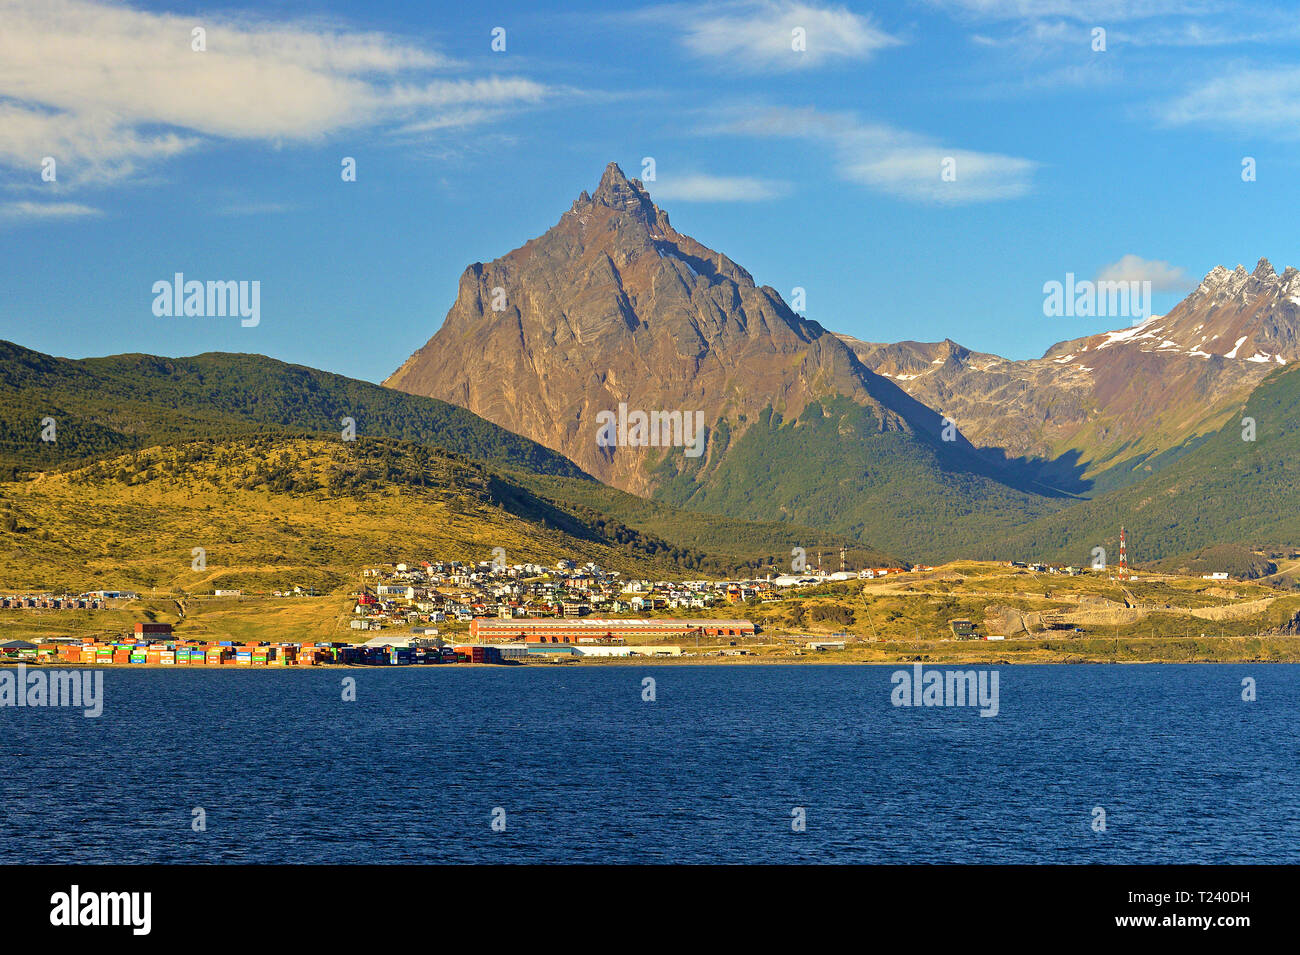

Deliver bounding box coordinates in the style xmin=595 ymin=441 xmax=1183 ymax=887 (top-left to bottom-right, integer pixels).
xmin=836 ymin=335 xmax=1094 ymax=470
xmin=384 ymin=162 xmax=1071 ymax=559
xmin=840 ymin=259 xmax=1300 ymax=493
xmin=1061 ymin=258 xmax=1300 ymax=366
xmin=386 ymin=162 xmax=945 ymax=495
xmin=384 ymin=161 xmax=1298 ymax=556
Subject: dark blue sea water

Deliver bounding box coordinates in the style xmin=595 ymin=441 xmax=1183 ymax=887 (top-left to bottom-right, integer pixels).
xmin=2 ymin=664 xmax=1297 ymax=864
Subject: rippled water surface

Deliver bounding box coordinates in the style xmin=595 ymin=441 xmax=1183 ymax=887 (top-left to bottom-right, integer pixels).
xmin=2 ymin=664 xmax=1297 ymax=863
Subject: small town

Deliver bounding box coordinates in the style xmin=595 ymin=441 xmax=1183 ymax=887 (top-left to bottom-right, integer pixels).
xmin=349 ymin=554 xmax=917 ymax=627
xmin=0 ymin=537 xmax=1266 ymax=669
xmin=0 ymin=554 xmax=884 ymax=666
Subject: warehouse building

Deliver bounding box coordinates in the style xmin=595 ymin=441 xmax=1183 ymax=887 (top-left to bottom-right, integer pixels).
xmin=469 ymin=617 xmax=755 ymax=644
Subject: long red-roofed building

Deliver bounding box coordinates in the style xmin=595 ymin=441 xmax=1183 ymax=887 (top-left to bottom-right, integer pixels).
xmin=469 ymin=617 xmax=755 ymax=645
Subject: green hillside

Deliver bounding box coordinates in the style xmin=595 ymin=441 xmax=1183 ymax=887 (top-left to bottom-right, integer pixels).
xmin=651 ymin=397 xmax=1071 ymax=562
xmin=1000 ymin=363 xmax=1300 ymax=564
xmin=0 ymin=340 xmax=586 ymax=479
xmin=1145 ymin=544 xmax=1280 ymax=580
xmin=11 ymin=338 xmax=1292 ymax=573
xmin=0 ymin=341 xmax=907 ymax=578
xmin=516 ymin=469 xmax=901 ymax=572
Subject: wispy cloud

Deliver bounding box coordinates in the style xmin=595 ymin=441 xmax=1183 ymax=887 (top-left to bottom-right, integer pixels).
xmin=637 ymin=1 xmax=902 ymax=71
xmin=1157 ymin=65 xmax=1300 ymax=137
xmin=927 ymin=1 xmax=1227 ymax=22
xmin=649 ymin=173 xmax=790 ymax=201
xmin=1096 ymin=254 xmax=1191 ymax=291
xmin=717 ymin=106 xmax=1037 ymax=203
xmin=0 ymin=200 xmax=103 ymax=220
xmin=938 ymin=1 xmax=1290 ymax=51
xmin=0 ymin=0 xmax=555 ymax=184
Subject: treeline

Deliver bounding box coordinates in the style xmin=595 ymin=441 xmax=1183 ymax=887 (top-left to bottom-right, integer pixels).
xmin=0 ymin=341 xmax=585 ymax=480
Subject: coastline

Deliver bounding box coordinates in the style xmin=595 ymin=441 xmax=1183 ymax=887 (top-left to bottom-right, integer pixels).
xmin=8 ymin=634 xmax=1300 ymax=669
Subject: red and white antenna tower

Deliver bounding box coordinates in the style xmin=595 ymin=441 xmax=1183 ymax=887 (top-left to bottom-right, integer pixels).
xmin=1118 ymin=526 xmax=1129 ymax=580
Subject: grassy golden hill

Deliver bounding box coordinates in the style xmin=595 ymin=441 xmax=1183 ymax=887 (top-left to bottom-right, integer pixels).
xmin=588 ymin=561 xmax=1300 ymax=663
xmin=735 ymin=561 xmax=1300 ymax=641
xmin=0 ymin=435 xmax=702 ymax=594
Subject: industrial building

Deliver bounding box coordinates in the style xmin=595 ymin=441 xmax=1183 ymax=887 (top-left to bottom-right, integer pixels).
xmin=469 ymin=617 xmax=755 ymax=644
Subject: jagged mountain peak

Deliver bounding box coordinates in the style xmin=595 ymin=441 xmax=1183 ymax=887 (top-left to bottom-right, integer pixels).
xmin=1034 ymin=256 xmax=1300 ymax=380
xmin=1195 ymin=257 xmax=1298 ymax=300
xmin=384 ymin=161 xmax=922 ymax=495
xmin=575 ymin=161 xmax=667 ymax=233
xmin=592 ymin=161 xmax=642 ymax=203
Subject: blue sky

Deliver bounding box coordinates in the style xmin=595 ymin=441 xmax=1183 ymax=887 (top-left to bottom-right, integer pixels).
xmin=3 ymin=0 xmax=1300 ymax=382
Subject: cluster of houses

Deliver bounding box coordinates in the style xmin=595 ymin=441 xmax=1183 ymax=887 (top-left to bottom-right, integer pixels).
xmin=1008 ymin=560 xmax=1234 ymax=582
xmin=0 ymin=592 xmax=125 ymax=611
xmin=349 ymin=557 xmax=908 ymax=632
xmin=1008 ymin=562 xmax=1088 ymax=575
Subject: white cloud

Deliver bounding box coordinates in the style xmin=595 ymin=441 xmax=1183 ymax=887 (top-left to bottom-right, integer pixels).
xmin=966 ymin=14 xmax=1289 ymax=50
xmin=718 ymin=106 xmax=1037 ymax=203
xmin=0 ymin=103 xmax=199 ymax=183
xmin=0 ymin=201 xmax=103 ymax=220
xmin=0 ymin=0 xmax=554 ymax=184
xmin=657 ymin=1 xmax=902 ymax=70
xmin=1096 ymin=254 xmax=1191 ymax=292
xmin=936 ymin=1 xmax=1288 ymax=54
xmin=845 ymin=148 xmax=1036 ymax=202
xmin=649 ymin=173 xmax=789 ymax=201
xmin=926 ymin=1 xmax=1226 ymax=21
xmin=1157 ymin=66 xmax=1300 ymax=137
